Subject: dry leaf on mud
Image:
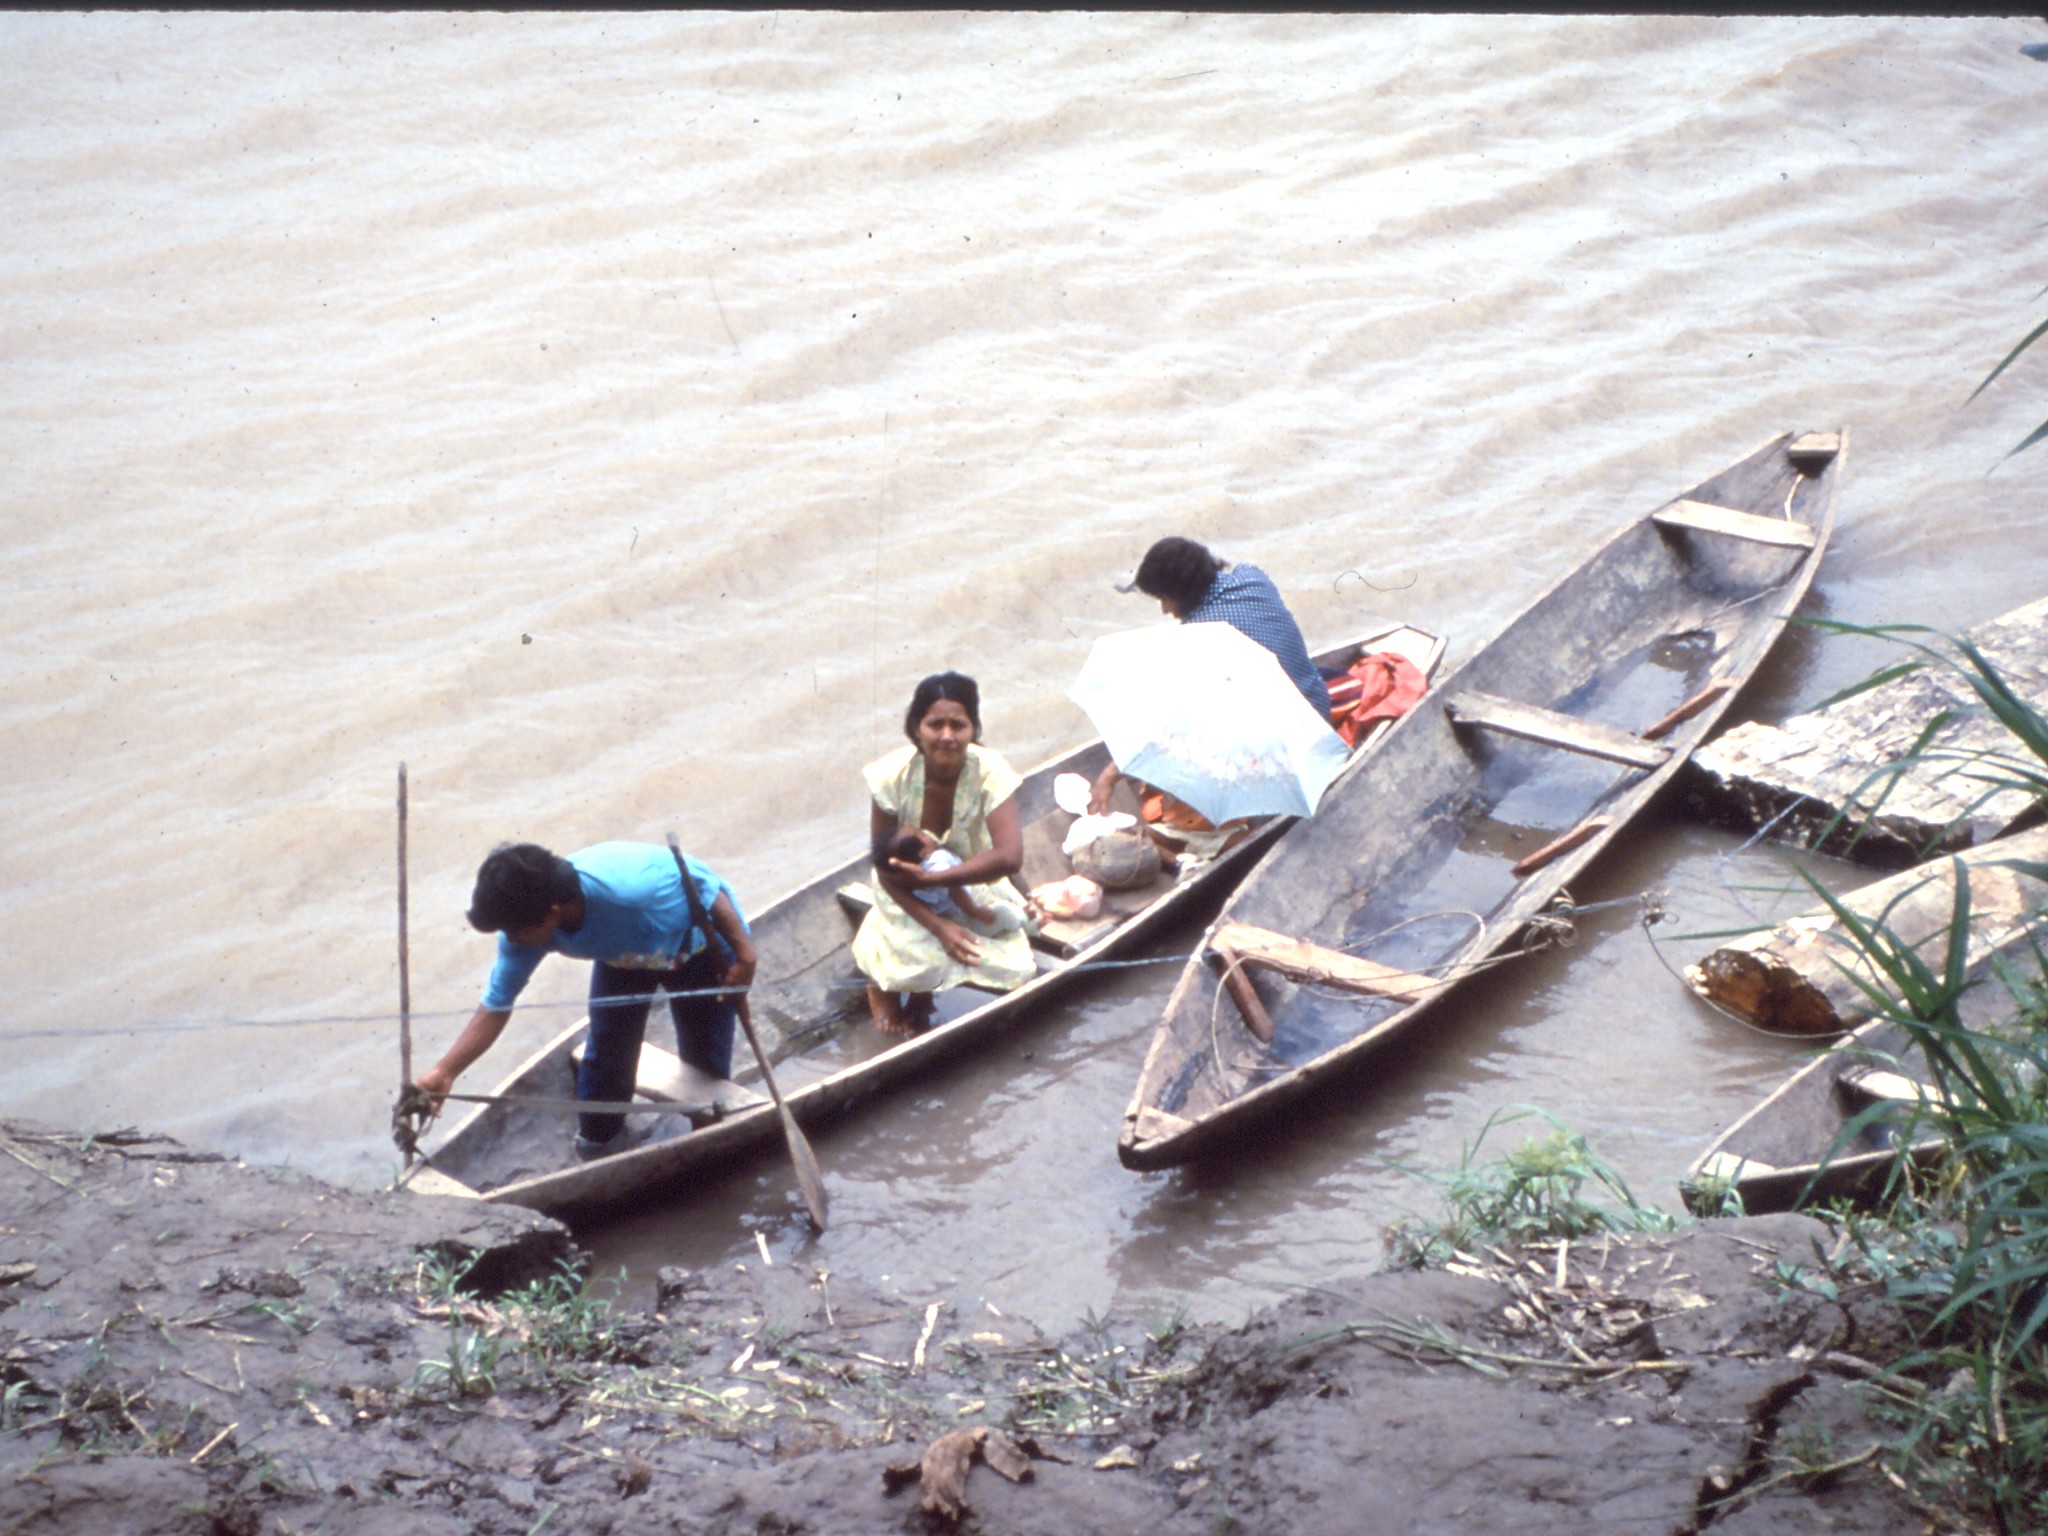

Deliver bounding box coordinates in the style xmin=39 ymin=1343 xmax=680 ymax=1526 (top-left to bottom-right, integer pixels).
xmin=916 ymin=1426 xmax=983 ymax=1518
xmin=980 ymin=1428 xmax=1034 ymax=1483
xmin=881 ymin=1424 xmax=1039 ymax=1518
xmin=620 ymin=1450 xmax=653 ymax=1497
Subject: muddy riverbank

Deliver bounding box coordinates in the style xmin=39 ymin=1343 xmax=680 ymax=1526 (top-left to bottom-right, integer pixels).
xmin=0 ymin=1117 xmax=1950 ymax=1535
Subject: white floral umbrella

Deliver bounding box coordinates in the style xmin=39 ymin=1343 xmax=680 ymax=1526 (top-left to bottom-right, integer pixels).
xmin=1068 ymin=621 xmax=1349 ymax=823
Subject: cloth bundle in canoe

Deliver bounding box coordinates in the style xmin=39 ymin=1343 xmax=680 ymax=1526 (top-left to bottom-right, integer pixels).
xmin=1328 ymin=651 xmax=1430 ymax=747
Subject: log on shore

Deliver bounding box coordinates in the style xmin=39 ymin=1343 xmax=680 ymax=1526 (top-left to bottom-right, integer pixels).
xmin=1684 ymin=825 xmax=2048 ymax=1036
xmin=1684 ymin=595 xmax=2048 ymax=866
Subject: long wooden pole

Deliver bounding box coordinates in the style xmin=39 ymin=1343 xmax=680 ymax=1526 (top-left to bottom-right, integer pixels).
xmin=397 ymin=763 xmax=412 ymax=1090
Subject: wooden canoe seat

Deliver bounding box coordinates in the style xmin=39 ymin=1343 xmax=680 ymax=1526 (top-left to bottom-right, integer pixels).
xmin=1839 ymin=1067 xmax=1950 ymax=1110
xmin=1653 ymin=498 xmax=1818 ymax=551
xmin=1692 ymin=1150 xmax=1778 ymax=1182
xmin=840 ymin=878 xmax=1101 ymax=958
xmin=570 ymin=1039 xmax=767 ymax=1124
xmin=1032 ymin=913 xmax=1118 ymax=957
xmin=1210 ymin=923 xmax=1435 ymax=1004
xmin=1445 ymin=691 xmax=1673 ymax=771
xmin=1788 ymin=431 xmax=1841 ymax=469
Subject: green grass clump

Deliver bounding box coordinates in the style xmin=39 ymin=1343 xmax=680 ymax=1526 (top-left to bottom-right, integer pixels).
xmin=1803 ymin=879 xmax=2048 ymax=1533
xmin=408 ymin=1254 xmax=642 ymax=1402
xmin=1761 ymin=618 xmax=2048 ymax=1530
xmin=1382 ymin=1107 xmax=1674 ymax=1270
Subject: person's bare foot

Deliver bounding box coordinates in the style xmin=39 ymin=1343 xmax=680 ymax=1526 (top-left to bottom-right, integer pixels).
xmin=904 ymin=992 xmax=936 ymax=1031
xmin=868 ymin=983 xmax=914 ymax=1037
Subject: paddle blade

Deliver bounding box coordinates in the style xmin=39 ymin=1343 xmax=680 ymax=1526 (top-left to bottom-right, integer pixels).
xmin=782 ymin=1113 xmax=830 ymax=1233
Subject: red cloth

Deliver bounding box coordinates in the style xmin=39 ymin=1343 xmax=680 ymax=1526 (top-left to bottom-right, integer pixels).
xmin=1329 ymin=651 xmax=1429 ymax=748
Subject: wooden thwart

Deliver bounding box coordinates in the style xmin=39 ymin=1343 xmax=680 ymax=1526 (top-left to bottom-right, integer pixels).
xmin=572 ymin=1039 xmax=767 ymax=1122
xmin=1693 ymin=1149 xmax=1779 ymax=1182
xmin=1445 ymin=691 xmax=1673 ymax=771
xmin=1210 ymin=923 xmax=1436 ymax=1006
xmin=842 ymin=879 xmax=1105 ymax=957
xmin=1789 ymin=431 xmax=1841 ymax=468
xmin=1840 ymin=1068 xmax=1951 ymax=1109
xmin=1653 ymin=498 xmax=1818 ymax=550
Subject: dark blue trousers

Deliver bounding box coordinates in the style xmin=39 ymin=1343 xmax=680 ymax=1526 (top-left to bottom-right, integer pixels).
xmin=578 ymin=946 xmax=738 ymax=1145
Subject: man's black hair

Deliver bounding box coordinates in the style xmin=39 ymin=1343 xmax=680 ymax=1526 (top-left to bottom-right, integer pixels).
xmin=1131 ymin=536 xmax=1225 ymax=611
xmin=467 ymin=842 xmax=580 ymax=933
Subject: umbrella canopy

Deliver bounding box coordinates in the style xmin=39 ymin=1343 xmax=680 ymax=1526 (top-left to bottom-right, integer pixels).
xmin=1068 ymin=621 xmax=1351 ymax=823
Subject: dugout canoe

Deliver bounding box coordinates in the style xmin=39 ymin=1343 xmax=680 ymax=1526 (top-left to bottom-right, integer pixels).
xmin=1678 ymin=1018 xmax=1944 ymax=1216
xmin=1118 ymin=428 xmax=1846 ymax=1172
xmin=1680 ymin=897 xmax=2044 ymax=1216
xmin=408 ymin=621 xmax=1445 ymax=1223
xmin=1683 ymin=825 xmax=2048 ymax=1038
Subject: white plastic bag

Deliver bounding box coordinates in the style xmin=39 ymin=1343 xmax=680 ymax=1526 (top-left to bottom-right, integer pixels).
xmin=1061 ymin=810 xmax=1137 ymax=858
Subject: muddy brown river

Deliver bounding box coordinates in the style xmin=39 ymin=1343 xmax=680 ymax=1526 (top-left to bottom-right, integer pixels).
xmin=6 ymin=13 xmax=2048 ymax=1331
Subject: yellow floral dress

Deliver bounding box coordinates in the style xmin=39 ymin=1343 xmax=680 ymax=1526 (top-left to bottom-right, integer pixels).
xmin=851 ymin=742 xmax=1036 ymax=995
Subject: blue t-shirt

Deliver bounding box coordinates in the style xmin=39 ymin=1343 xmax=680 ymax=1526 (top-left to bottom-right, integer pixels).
xmin=1185 ymin=563 xmax=1332 ymax=720
xmin=479 ymin=842 xmax=744 ymax=1011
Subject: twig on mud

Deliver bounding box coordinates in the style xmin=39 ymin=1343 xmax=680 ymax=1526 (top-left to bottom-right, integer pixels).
xmin=913 ymin=1303 xmax=942 ymax=1373
xmin=1699 ymin=1442 xmax=1884 ymax=1516
xmin=1280 ymin=1312 xmax=1693 ymax=1383
xmin=1 ymin=1140 xmax=86 ymax=1198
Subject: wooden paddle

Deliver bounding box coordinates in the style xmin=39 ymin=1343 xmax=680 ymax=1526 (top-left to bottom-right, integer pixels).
xmin=667 ymin=834 xmax=828 ymax=1232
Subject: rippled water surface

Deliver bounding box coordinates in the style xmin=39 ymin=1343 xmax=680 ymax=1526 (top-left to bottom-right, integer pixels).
xmin=5 ymin=13 xmax=2047 ymax=1329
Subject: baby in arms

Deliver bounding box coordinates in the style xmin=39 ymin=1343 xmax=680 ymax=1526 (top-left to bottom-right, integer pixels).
xmin=885 ymin=827 xmax=1026 ymax=934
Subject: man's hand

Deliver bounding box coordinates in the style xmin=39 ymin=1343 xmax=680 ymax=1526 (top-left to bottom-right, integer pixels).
xmin=413 ymin=1006 xmax=510 ymax=1120
xmin=413 ymin=1063 xmax=457 ymax=1119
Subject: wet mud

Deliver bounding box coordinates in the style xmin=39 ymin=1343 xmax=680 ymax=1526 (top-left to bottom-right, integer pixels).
xmin=0 ymin=1119 xmax=1936 ymax=1535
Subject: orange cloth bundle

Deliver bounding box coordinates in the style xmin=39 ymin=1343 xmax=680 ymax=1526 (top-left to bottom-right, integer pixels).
xmin=1141 ymin=789 xmax=1217 ymax=833
xmin=1328 ymin=651 xmax=1430 ymax=748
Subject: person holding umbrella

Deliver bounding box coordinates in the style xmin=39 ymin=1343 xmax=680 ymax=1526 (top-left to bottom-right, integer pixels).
xmin=1120 ymin=536 xmax=1330 ymax=716
xmin=1086 ymin=536 xmax=1334 ymax=828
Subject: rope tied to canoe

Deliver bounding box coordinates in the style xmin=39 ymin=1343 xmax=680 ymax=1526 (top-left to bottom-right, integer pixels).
xmin=1521 ymin=895 xmax=1578 ymax=952
xmin=2 ymin=895 xmax=1677 ymax=1050
xmin=391 ymin=1083 xmax=436 ymax=1163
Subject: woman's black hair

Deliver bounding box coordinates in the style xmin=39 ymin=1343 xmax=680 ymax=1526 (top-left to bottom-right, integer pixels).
xmin=902 ymin=670 xmax=983 ymax=744
xmin=1132 ymin=536 xmax=1225 ymax=611
xmin=467 ymin=842 xmax=580 ymax=933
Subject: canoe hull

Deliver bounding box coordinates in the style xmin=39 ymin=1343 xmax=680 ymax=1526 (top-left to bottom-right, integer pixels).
xmin=419 ymin=623 xmax=1444 ymax=1222
xmin=1120 ymin=429 xmax=1846 ymax=1171
xmin=1680 ymin=1018 xmax=1944 ymax=1216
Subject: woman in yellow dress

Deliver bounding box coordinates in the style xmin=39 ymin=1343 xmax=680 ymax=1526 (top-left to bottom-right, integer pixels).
xmin=851 ymin=672 xmax=1034 ymax=1035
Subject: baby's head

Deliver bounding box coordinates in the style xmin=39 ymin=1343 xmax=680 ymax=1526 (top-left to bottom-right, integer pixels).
xmin=887 ymin=826 xmax=938 ymax=864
